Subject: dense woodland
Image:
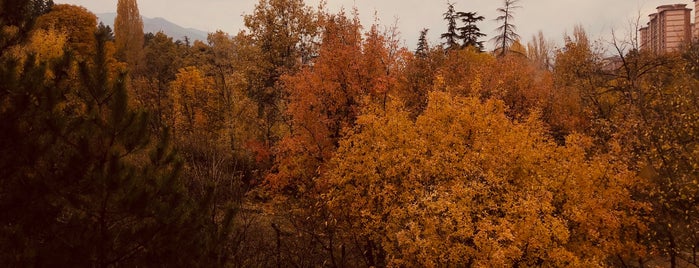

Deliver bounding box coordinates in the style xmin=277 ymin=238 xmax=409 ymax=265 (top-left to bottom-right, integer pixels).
xmin=1 ymin=0 xmax=699 ymax=267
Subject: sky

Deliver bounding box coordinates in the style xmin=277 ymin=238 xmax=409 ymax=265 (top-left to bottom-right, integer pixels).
xmin=54 ymin=0 xmax=695 ymax=51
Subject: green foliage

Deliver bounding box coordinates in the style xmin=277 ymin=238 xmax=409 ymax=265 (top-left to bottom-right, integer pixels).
xmin=0 ymin=18 xmax=228 ymax=267
xmin=441 ymin=3 xmax=459 ymax=50
xmin=457 ymin=11 xmax=486 ymax=51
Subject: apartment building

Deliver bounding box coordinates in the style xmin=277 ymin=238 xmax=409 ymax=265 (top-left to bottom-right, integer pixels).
xmin=639 ymin=1 xmax=697 ymax=53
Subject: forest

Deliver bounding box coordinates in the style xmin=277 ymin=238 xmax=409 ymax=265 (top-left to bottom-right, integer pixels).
xmin=1 ymin=0 xmax=698 ymax=267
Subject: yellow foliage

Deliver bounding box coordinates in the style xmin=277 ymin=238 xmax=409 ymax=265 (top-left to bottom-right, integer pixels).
xmin=324 ymin=91 xmax=647 ymax=266
xmin=169 ymin=66 xmax=215 ymax=138
xmin=28 ymin=29 xmax=67 ymax=62
xmin=34 ymin=4 xmax=97 ymax=61
xmin=1 ymin=28 xmax=67 ymax=83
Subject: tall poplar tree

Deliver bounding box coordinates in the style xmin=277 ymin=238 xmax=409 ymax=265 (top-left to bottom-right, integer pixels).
xmin=114 ymin=0 xmax=144 ymax=72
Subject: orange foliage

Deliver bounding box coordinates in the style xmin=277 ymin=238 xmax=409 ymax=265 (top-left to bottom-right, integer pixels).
xmin=324 ymin=92 xmax=648 ymax=266
xmin=267 ymin=12 xmax=402 ymax=192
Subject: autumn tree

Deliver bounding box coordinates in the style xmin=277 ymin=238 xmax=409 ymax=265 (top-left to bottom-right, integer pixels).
xmin=242 ymin=0 xmax=319 ymax=149
xmin=401 ymin=28 xmax=443 ymax=117
xmin=527 ymin=30 xmax=554 ymax=70
xmin=268 ymin=11 xmax=365 ymax=193
xmin=547 ymin=27 xmax=605 ymax=142
xmin=492 ymin=0 xmax=521 ymax=56
xmin=263 ymin=10 xmax=407 ymax=266
xmin=323 ymin=92 xmax=648 ymax=266
xmin=33 ymin=4 xmax=97 ymax=61
xmin=114 ymin=0 xmax=144 ymax=72
xmin=601 ymin=43 xmax=699 ymax=267
xmin=637 ymin=56 xmax=699 ymax=267
xmin=0 ymin=0 xmax=53 ymax=50
xmin=432 ymin=45 xmax=494 ymax=97
xmin=173 ymin=31 xmax=263 ymax=181
xmin=130 ymin=31 xmax=183 ymax=130
xmin=548 ymin=26 xmax=699 ymax=266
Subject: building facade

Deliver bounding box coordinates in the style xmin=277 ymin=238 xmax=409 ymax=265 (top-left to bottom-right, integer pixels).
xmin=639 ymin=2 xmax=697 ymax=53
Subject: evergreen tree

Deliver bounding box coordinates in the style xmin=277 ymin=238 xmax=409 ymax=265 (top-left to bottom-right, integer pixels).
xmin=492 ymin=0 xmax=521 ymax=56
xmin=97 ymin=22 xmax=114 ymax=41
xmin=114 ymin=0 xmax=144 ymax=73
xmin=457 ymin=11 xmax=486 ymax=51
xmin=0 ymin=18 xmax=228 ymax=267
xmin=441 ymin=3 xmax=459 ymax=50
xmin=415 ymin=28 xmax=430 ymax=58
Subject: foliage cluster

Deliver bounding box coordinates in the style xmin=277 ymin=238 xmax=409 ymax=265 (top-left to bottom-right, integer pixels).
xmin=1 ymin=0 xmax=698 ymax=267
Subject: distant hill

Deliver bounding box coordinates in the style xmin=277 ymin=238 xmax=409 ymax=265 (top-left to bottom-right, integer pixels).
xmin=97 ymin=13 xmax=208 ymax=42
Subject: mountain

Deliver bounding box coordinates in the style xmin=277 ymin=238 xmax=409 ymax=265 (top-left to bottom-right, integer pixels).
xmin=97 ymin=13 xmax=208 ymax=42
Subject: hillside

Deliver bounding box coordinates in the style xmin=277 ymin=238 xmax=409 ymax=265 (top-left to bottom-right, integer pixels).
xmin=97 ymin=12 xmax=208 ymax=42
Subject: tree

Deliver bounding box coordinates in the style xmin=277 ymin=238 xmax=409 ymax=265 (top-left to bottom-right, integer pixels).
xmin=0 ymin=21 xmax=226 ymax=267
xmin=549 ymin=26 xmax=609 ymax=142
xmin=268 ymin=11 xmax=365 ymax=193
xmin=637 ymin=59 xmax=699 ymax=267
xmin=402 ymin=28 xmax=441 ymax=117
xmin=492 ymin=0 xmax=521 ymax=56
xmin=131 ymin=31 xmax=182 ymax=131
xmin=606 ymin=45 xmax=699 ymax=268
xmin=0 ymin=0 xmax=53 ymax=50
xmin=263 ymin=11 xmax=407 ymax=266
xmin=432 ymin=45 xmax=494 ymax=97
xmin=242 ymin=0 xmax=319 ymax=149
xmin=169 ymin=66 xmax=213 ymax=139
xmin=323 ymin=91 xmax=648 ymax=266
xmin=527 ymin=30 xmax=554 ymax=70
xmin=457 ymin=11 xmax=486 ymax=51
xmin=114 ymin=0 xmax=144 ymax=72
xmin=415 ymin=28 xmax=430 ymax=58
xmin=33 ymin=4 xmax=97 ymax=61
xmin=441 ymin=2 xmax=459 ymax=50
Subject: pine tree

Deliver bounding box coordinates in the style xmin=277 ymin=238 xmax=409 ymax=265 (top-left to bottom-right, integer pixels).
xmin=114 ymin=0 xmax=144 ymax=72
xmin=492 ymin=0 xmax=521 ymax=56
xmin=415 ymin=28 xmax=430 ymax=58
xmin=441 ymin=3 xmax=459 ymax=50
xmin=457 ymin=11 xmax=486 ymax=51
xmin=0 ymin=18 xmax=228 ymax=267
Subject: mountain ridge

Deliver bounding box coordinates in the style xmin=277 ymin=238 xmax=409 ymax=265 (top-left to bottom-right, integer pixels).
xmin=97 ymin=13 xmax=208 ymax=42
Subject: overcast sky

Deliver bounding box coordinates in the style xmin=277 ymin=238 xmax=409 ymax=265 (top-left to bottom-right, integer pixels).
xmin=55 ymin=0 xmax=695 ymax=51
